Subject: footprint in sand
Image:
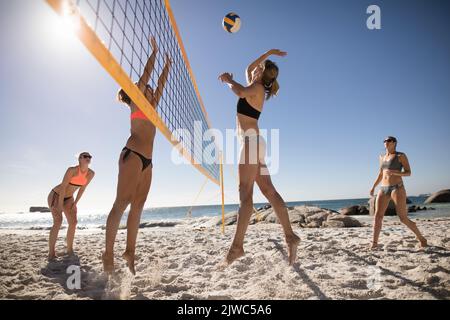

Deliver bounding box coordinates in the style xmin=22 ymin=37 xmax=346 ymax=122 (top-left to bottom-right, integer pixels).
xmin=303 ymin=263 xmax=322 ymax=271
xmin=160 ymin=283 xmax=191 ymax=294
xmin=233 ymin=262 xmax=250 ymax=273
xmin=343 ymin=279 xmax=368 ymax=290
xmin=158 ymin=274 xmax=177 ymax=284
xmin=317 ymin=273 xmax=333 ymax=280
xmin=429 ymin=266 xmax=449 ymax=274
xmin=400 ymin=265 xmax=417 ymax=271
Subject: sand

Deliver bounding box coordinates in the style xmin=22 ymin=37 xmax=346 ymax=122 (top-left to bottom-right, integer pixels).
xmin=0 ymin=218 xmax=449 ymax=300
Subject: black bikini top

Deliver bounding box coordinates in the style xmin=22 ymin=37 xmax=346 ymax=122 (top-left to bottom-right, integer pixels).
xmin=237 ymin=98 xmax=261 ymax=120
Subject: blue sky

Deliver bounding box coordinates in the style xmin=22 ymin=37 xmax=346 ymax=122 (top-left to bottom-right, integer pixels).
xmin=0 ymin=0 xmax=449 ymax=213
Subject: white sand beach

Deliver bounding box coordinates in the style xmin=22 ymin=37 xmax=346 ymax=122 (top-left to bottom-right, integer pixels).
xmin=0 ymin=213 xmax=449 ymax=300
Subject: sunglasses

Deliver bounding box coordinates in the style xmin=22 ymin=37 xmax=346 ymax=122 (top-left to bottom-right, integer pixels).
xmin=384 ymin=139 xmax=395 ymax=143
xmin=80 ymin=154 xmax=92 ymax=159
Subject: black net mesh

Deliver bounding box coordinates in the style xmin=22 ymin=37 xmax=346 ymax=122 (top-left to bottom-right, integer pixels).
xmin=73 ymin=0 xmax=219 ymax=182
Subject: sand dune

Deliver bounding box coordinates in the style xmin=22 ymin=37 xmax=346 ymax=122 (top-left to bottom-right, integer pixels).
xmin=0 ymin=218 xmax=449 ymax=300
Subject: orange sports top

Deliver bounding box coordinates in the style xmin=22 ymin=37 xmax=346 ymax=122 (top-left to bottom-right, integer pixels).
xmin=130 ymin=109 xmax=150 ymax=121
xmin=70 ymin=167 xmax=88 ymax=187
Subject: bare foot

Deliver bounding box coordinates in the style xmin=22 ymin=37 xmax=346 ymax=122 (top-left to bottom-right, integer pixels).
xmin=369 ymin=243 xmax=380 ymax=251
xmin=225 ymin=245 xmax=245 ymax=266
xmin=102 ymin=252 xmax=114 ymax=274
xmin=286 ymin=235 xmax=300 ymax=266
xmin=122 ymin=251 xmax=136 ymax=275
xmin=57 ymin=250 xmax=74 ymax=257
xmin=48 ymin=253 xmax=57 ymax=261
xmin=418 ymin=237 xmax=428 ymax=249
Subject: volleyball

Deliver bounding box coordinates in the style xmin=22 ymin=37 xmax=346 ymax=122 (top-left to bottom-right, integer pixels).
xmin=223 ymin=13 xmax=241 ymax=33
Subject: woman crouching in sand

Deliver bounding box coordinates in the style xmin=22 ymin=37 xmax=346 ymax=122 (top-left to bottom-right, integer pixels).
xmin=102 ymin=37 xmax=171 ymax=274
xmin=370 ymin=136 xmax=427 ymax=250
xmin=47 ymin=152 xmax=95 ymax=260
xmin=219 ymin=49 xmax=300 ymax=266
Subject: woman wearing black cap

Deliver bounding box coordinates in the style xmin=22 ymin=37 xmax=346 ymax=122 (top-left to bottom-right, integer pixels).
xmin=369 ymin=136 xmax=427 ymax=250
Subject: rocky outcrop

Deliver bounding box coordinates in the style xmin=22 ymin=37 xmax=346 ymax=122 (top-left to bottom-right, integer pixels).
xmin=214 ymin=206 xmax=362 ymax=228
xmin=339 ymin=205 xmax=369 ymax=215
xmin=408 ymin=205 xmax=435 ymax=213
xmin=29 ymin=207 xmax=50 ymax=213
xmin=326 ymin=214 xmax=362 ymax=227
xmin=425 ymin=190 xmax=450 ymax=204
xmin=139 ymin=221 xmax=180 ymax=228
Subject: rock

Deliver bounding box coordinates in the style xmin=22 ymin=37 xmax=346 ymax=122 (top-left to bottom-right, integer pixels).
xmin=29 ymin=226 xmax=52 ymax=230
xmin=213 ymin=206 xmax=359 ymax=228
xmin=139 ymin=221 xmax=179 ymax=228
xmin=288 ymin=209 xmax=306 ymax=224
xmin=255 ymin=208 xmax=273 ymax=221
xmin=340 ymin=205 xmax=369 ymax=215
xmin=264 ymin=212 xmax=278 ymax=223
xmin=265 ymin=206 xmax=329 ymax=225
xmin=216 ymin=211 xmax=238 ymax=226
xmin=305 ymin=221 xmax=321 ymax=228
xmin=305 ymin=211 xmax=329 ymax=224
xmin=358 ymin=206 xmax=369 ymax=215
xmin=408 ymin=206 xmax=417 ymax=213
xmin=322 ymin=220 xmax=345 ymax=228
xmin=29 ymin=207 xmax=50 ymax=213
xmin=425 ymin=189 xmax=450 ymax=204
xmin=257 ymin=204 xmax=272 ymax=211
xmin=339 ymin=206 xmax=359 ymax=216
xmin=302 ymin=207 xmax=328 ymax=218
xmin=327 ymin=214 xmax=362 ymax=227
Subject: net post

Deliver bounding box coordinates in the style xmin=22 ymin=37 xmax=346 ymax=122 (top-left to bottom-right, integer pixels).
xmin=219 ymin=151 xmax=225 ymax=234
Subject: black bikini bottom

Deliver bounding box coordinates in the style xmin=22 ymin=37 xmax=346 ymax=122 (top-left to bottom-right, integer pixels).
xmin=122 ymin=147 xmax=153 ymax=171
xmin=50 ymin=190 xmax=73 ymax=207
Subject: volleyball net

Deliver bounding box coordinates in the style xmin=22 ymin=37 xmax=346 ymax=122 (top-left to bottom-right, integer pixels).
xmin=45 ymin=0 xmax=220 ymax=184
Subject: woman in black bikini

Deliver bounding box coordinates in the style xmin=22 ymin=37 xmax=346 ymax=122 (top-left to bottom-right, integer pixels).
xmin=103 ymin=36 xmax=171 ymax=274
xmin=219 ymin=49 xmax=300 ymax=266
xmin=370 ymin=136 xmax=427 ymax=250
xmin=47 ymin=152 xmax=95 ymax=260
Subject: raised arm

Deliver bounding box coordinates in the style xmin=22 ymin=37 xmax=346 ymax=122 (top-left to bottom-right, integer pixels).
xmin=137 ymin=36 xmax=158 ymax=90
xmin=246 ymin=49 xmax=287 ymax=84
xmin=153 ymin=53 xmax=172 ymax=107
xmin=219 ymin=73 xmax=261 ymax=99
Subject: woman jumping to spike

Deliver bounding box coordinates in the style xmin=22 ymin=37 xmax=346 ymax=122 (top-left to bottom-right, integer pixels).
xmin=103 ymin=37 xmax=171 ymax=274
xmin=219 ymin=49 xmax=300 ymax=266
xmin=369 ymin=136 xmax=427 ymax=250
xmin=47 ymin=152 xmax=95 ymax=260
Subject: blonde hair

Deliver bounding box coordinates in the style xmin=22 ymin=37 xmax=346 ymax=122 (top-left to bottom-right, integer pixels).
xmin=261 ymin=60 xmax=279 ymax=100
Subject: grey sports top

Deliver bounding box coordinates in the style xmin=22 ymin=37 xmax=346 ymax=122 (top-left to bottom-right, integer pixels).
xmin=381 ymin=152 xmax=404 ymax=171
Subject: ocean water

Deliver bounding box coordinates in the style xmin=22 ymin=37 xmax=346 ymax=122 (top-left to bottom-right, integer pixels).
xmin=1 ymin=196 xmax=449 ymax=230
